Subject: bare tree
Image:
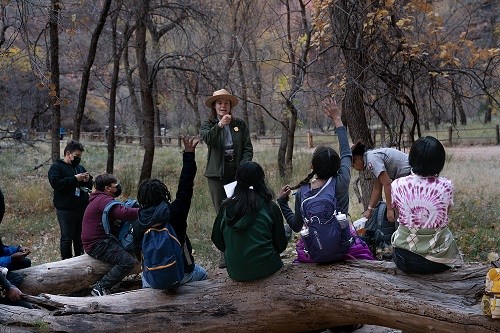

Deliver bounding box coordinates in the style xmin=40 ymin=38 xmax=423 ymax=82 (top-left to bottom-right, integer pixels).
xmin=49 ymin=0 xmax=61 ymax=162
xmin=135 ymin=0 xmax=156 ymax=182
xmin=73 ymin=0 xmax=112 ymax=141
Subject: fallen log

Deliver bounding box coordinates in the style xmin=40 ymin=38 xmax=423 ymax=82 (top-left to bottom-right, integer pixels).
xmin=16 ymin=254 xmax=142 ymax=296
xmin=1 ymin=259 xmax=498 ymax=333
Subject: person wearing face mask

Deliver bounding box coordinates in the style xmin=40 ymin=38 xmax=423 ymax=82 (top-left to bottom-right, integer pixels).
xmin=81 ymin=174 xmax=139 ymax=296
xmin=48 ymin=140 xmax=93 ymax=259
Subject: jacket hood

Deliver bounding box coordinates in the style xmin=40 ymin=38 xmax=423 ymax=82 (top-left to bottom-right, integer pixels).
xmin=224 ymin=199 xmax=264 ymax=231
xmin=138 ymin=201 xmax=170 ymax=228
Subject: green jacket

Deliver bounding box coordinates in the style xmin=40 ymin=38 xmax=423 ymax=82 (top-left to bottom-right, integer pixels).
xmin=211 ymin=199 xmax=288 ymax=282
xmin=200 ymin=117 xmax=253 ymax=178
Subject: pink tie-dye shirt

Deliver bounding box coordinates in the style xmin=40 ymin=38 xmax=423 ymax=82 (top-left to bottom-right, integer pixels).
xmin=391 ymin=174 xmax=454 ymax=229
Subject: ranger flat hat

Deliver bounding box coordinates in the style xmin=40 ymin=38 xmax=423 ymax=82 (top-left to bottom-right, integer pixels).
xmin=205 ymin=89 xmax=239 ymax=108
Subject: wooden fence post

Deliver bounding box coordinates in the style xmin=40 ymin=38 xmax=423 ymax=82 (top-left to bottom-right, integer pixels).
xmin=448 ymin=126 xmax=453 ymax=146
xmin=307 ymin=132 xmax=313 ymax=148
xmin=496 ymin=124 xmax=499 ymax=145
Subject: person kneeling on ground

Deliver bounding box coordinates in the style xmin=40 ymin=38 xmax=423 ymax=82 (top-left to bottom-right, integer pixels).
xmin=133 ymin=136 xmax=207 ymax=288
xmin=211 ymin=161 xmax=288 ymax=282
xmin=81 ymin=174 xmax=139 ymax=296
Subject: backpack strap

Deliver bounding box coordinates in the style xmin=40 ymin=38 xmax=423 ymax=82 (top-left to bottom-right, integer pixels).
xmin=101 ymin=200 xmax=123 ymax=235
xmin=300 ymin=176 xmax=335 ymax=222
xmin=376 ymin=201 xmax=386 ymax=229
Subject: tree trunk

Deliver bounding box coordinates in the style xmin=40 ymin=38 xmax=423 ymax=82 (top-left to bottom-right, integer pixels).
xmin=106 ymin=8 xmax=120 ymax=174
xmin=3 ymin=259 xmax=497 ymax=333
xmin=49 ymin=0 xmax=61 ymax=163
xmin=331 ymin=0 xmax=373 ymax=209
xmin=73 ymin=0 xmax=112 ymax=141
xmin=123 ymin=39 xmax=143 ymax=138
xmin=135 ymin=0 xmax=155 ymax=183
xmin=16 ymin=254 xmax=141 ymax=296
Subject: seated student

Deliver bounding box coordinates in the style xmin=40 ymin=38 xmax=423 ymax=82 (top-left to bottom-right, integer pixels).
xmin=133 ymin=136 xmax=207 ymax=287
xmin=0 ymin=187 xmax=31 ymax=273
xmin=391 ymin=136 xmax=463 ymax=274
xmin=0 ymin=270 xmax=35 ymax=309
xmin=277 ymin=99 xmax=354 ymax=263
xmin=81 ymin=174 xmax=139 ymax=296
xmin=211 ymin=161 xmax=288 ymax=282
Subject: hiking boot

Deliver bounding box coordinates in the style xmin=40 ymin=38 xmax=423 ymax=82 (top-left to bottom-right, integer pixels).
xmin=218 ymin=251 xmax=226 ymax=269
xmin=91 ymin=282 xmax=110 ymax=296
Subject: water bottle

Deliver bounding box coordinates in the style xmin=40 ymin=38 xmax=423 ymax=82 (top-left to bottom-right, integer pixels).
xmin=300 ymin=225 xmax=309 ymax=237
xmin=336 ymin=212 xmax=348 ymax=230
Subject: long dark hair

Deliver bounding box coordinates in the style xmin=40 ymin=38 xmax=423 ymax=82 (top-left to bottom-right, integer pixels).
xmin=230 ymin=161 xmax=273 ymax=216
xmin=290 ymin=146 xmax=340 ymax=190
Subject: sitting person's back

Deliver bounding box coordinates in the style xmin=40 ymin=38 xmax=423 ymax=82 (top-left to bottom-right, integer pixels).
xmin=133 ymin=136 xmax=207 ymax=288
xmin=391 ymin=136 xmax=463 ymax=274
xmin=211 ymin=161 xmax=288 ymax=282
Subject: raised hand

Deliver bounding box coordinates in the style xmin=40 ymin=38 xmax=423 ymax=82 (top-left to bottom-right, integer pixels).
xmin=182 ymin=135 xmax=200 ymax=153
xmin=323 ymin=97 xmax=341 ymax=120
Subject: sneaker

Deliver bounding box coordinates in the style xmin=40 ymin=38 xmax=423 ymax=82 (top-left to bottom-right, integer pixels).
xmin=91 ymin=282 xmax=109 ymax=296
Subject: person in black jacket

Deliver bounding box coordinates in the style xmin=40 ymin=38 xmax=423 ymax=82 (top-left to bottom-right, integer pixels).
xmin=133 ymin=136 xmax=207 ymax=287
xmin=48 ymin=140 xmax=93 ymax=259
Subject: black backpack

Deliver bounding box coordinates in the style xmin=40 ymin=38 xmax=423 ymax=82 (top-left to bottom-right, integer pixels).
xmin=361 ymin=201 xmax=397 ymax=260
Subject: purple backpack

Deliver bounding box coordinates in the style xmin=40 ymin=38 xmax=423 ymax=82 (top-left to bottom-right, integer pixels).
xmin=295 ymin=226 xmax=375 ymax=263
xmin=297 ymin=177 xmax=351 ymax=263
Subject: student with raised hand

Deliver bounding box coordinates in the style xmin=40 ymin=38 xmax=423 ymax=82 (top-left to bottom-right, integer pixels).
xmin=211 ymin=161 xmax=288 ymax=282
xmin=351 ymin=141 xmax=410 ymax=223
xmin=133 ymin=136 xmax=207 ymax=287
xmin=278 ymin=98 xmax=352 ymax=232
xmin=391 ymin=136 xmax=463 ymax=274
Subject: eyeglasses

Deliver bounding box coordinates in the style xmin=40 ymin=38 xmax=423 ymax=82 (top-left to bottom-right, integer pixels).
xmin=109 ymin=183 xmax=120 ymax=188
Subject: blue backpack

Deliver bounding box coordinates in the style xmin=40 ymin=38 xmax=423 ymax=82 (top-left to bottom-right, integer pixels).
xmin=141 ymin=223 xmax=185 ymax=290
xmin=102 ymin=199 xmax=138 ymax=251
xmin=299 ymin=177 xmax=351 ymax=263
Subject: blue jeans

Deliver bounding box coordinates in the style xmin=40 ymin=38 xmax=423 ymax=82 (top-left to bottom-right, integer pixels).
xmin=142 ymin=264 xmax=208 ymax=288
xmin=393 ymin=248 xmax=449 ymax=274
xmin=87 ymin=238 xmax=138 ymax=289
xmin=56 ymin=208 xmax=85 ymax=259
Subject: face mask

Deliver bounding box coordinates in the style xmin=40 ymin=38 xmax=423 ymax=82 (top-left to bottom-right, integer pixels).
xmin=114 ymin=184 xmax=122 ymax=198
xmin=71 ymin=156 xmax=81 ymax=167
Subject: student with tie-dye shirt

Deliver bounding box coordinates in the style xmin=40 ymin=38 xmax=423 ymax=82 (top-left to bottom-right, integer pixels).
xmin=390 ymin=136 xmax=463 ymax=274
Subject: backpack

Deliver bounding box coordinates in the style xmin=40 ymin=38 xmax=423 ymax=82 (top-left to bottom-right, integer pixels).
xmin=361 ymin=201 xmax=397 ymax=260
xmin=102 ymin=199 xmax=139 ymax=251
xmin=141 ymin=224 xmax=185 ymax=290
xmin=298 ymin=177 xmax=351 ymax=263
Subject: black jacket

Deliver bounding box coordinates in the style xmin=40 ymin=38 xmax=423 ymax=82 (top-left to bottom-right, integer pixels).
xmin=133 ymin=151 xmax=197 ymax=274
xmin=47 ymin=159 xmax=92 ymax=210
